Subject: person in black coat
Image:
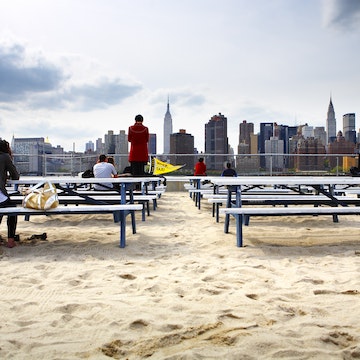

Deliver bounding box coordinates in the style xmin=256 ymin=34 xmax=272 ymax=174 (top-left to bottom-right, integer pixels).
xmin=0 ymin=139 xmax=20 ymax=248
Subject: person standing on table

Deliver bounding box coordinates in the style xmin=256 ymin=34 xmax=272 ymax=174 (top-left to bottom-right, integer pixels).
xmin=221 ymin=162 xmax=237 ymax=177
xmin=93 ymin=154 xmax=117 ymax=190
xmin=194 ymin=157 xmax=207 ymax=176
xmin=0 ymin=139 xmax=20 ymax=248
xmin=128 ymin=114 xmax=149 ymax=176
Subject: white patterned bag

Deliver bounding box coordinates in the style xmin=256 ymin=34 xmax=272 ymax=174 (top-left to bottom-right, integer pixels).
xmin=23 ymin=181 xmax=59 ymax=210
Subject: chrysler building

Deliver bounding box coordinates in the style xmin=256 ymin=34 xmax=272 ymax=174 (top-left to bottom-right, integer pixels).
xmin=163 ymin=97 xmax=173 ymax=155
xmin=326 ymin=96 xmax=336 ymax=144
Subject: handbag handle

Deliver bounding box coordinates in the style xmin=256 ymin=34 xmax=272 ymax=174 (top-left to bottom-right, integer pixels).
xmin=27 ymin=181 xmax=45 ymax=193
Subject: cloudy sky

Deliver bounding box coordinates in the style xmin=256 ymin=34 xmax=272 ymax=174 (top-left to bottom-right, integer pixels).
xmin=1 ymin=0 xmax=360 ymax=153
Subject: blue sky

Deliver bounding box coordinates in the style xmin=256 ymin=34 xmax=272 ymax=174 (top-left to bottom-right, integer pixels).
xmin=1 ymin=0 xmax=360 ymax=152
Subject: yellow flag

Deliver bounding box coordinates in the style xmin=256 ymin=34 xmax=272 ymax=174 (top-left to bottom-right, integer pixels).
xmin=152 ymin=158 xmax=185 ymax=175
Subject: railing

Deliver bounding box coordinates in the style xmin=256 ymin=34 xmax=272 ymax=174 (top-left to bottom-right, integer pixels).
xmin=12 ymin=153 xmax=359 ymax=176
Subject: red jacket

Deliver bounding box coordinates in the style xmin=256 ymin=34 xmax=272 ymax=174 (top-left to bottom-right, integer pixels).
xmin=194 ymin=161 xmax=207 ymax=175
xmin=128 ymin=123 xmax=149 ymax=162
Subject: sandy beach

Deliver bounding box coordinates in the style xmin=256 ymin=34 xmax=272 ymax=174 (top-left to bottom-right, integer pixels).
xmin=1 ymin=190 xmax=360 ymax=359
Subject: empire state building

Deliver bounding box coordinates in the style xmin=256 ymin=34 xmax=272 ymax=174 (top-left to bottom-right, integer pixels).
xmin=163 ymin=98 xmax=173 ymax=155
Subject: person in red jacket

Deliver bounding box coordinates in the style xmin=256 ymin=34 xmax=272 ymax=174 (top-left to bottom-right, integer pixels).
xmin=128 ymin=114 xmax=149 ymax=176
xmin=194 ymin=157 xmax=207 ymax=176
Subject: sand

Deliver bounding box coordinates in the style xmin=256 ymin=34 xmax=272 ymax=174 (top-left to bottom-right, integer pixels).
xmin=0 ymin=191 xmax=360 ymax=359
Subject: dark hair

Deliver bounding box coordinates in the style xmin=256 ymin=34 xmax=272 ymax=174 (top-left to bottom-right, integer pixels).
xmin=135 ymin=114 xmax=143 ymax=122
xmin=0 ymin=139 xmax=12 ymax=157
xmin=107 ymin=157 xmax=114 ymax=164
xmin=99 ymin=154 xmax=107 ymax=162
xmin=198 ymin=157 xmax=204 ymax=162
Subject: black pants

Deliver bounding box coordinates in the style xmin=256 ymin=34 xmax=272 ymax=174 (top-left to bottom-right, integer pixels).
xmin=0 ymin=198 xmax=17 ymax=238
xmin=130 ymin=162 xmax=146 ymax=176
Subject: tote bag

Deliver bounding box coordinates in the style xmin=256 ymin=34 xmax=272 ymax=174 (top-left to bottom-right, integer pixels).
xmin=23 ymin=181 xmax=59 ymax=210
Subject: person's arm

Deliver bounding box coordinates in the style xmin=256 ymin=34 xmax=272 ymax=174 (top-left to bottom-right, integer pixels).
xmin=111 ymin=164 xmax=117 ymax=177
xmin=6 ymin=155 xmax=19 ymax=180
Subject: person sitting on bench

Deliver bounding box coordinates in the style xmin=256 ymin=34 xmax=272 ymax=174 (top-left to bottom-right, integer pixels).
xmin=0 ymin=139 xmax=20 ymax=248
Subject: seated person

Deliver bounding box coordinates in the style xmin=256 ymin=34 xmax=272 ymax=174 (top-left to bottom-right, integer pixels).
xmin=221 ymin=162 xmax=237 ymax=177
xmin=93 ymin=154 xmax=117 ymax=190
xmin=107 ymin=156 xmax=116 ymax=167
xmin=194 ymin=157 xmax=207 ymax=175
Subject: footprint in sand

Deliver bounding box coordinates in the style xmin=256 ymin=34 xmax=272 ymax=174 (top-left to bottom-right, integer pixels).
xmin=56 ymin=303 xmax=83 ymax=314
xmin=321 ymin=331 xmax=355 ymax=348
xmin=118 ymin=273 xmax=136 ymax=280
xmin=129 ymin=319 xmax=149 ymax=329
xmin=246 ymin=293 xmax=259 ymax=300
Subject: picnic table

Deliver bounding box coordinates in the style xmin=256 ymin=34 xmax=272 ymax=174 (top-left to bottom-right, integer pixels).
xmin=6 ymin=176 xmax=162 ymax=247
xmin=210 ymin=176 xmax=360 ymax=247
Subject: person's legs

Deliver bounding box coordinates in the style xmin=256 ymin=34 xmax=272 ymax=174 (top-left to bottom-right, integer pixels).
xmin=131 ymin=162 xmax=146 ymax=176
xmin=7 ymin=215 xmax=17 ymax=239
xmin=1 ymin=199 xmax=17 ymax=248
xmin=130 ymin=162 xmax=146 ymax=191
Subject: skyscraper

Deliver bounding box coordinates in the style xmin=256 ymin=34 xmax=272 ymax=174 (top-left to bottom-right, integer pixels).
xmin=149 ymin=133 xmax=157 ymax=154
xmin=170 ymin=129 xmax=194 ymax=171
xmin=238 ymin=120 xmax=254 ymax=154
xmin=326 ymin=97 xmax=336 ymax=144
xmin=343 ymin=113 xmax=356 ymax=143
xmin=259 ymin=122 xmax=274 ymax=168
xmin=163 ymin=97 xmax=173 ymax=155
xmin=205 ymin=113 xmax=229 ymax=171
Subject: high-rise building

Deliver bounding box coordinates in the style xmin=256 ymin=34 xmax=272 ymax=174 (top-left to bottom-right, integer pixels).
xmin=205 ymin=113 xmax=229 ymax=171
xmin=326 ymin=97 xmax=336 ymax=144
xmin=12 ymin=137 xmax=46 ymax=175
xmin=104 ymin=130 xmax=116 ymax=154
xmin=149 ymin=133 xmax=157 ymax=155
xmin=302 ymin=124 xmax=314 ymax=139
xmin=12 ymin=136 xmax=57 ymax=175
xmin=170 ymin=129 xmax=194 ymax=171
xmin=237 ymin=120 xmax=259 ymax=174
xmin=163 ymin=97 xmax=173 ymax=156
xmin=277 ymin=124 xmax=298 ymax=155
xmin=101 ymin=130 xmax=129 ymax=172
xmin=95 ymin=138 xmax=104 ymax=154
xmin=238 ymin=120 xmax=254 ymax=153
xmin=343 ymin=113 xmax=356 ymax=143
xmin=295 ymin=137 xmax=326 ymax=171
xmin=259 ymin=122 xmax=274 ymax=168
xmin=314 ymin=127 xmax=327 ymax=146
xmin=328 ymin=130 xmax=356 ymax=168
xmin=264 ymin=136 xmax=284 ymax=171
xmin=85 ymin=141 xmax=94 ymax=153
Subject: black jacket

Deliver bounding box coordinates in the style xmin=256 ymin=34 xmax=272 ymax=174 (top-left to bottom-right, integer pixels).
xmin=0 ymin=152 xmax=19 ymax=197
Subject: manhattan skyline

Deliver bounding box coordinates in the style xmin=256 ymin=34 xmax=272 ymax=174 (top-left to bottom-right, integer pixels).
xmin=1 ymin=0 xmax=360 ymax=153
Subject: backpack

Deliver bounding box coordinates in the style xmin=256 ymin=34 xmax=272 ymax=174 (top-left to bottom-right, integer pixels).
xmin=350 ymin=167 xmax=360 ymax=177
xmin=82 ymin=169 xmax=94 ymax=178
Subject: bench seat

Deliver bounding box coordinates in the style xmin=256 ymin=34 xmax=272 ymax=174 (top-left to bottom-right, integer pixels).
xmin=219 ymin=206 xmax=360 ymax=247
xmin=207 ymin=194 xmax=360 ymax=222
xmin=10 ymin=194 xmax=158 ymax=221
xmin=0 ymin=204 xmax=143 ymax=248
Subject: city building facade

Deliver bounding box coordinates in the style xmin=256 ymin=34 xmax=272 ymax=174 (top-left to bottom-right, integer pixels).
xmin=326 ymin=97 xmax=336 ymax=144
xmin=205 ymin=113 xmax=229 ymax=171
xmin=163 ymin=97 xmax=173 ymax=156
xmin=343 ymin=113 xmax=356 ymax=143
xmin=170 ymin=129 xmax=194 ymax=171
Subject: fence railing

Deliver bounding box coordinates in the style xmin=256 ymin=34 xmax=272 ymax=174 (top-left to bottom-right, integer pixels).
xmin=12 ymin=153 xmax=359 ymax=176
